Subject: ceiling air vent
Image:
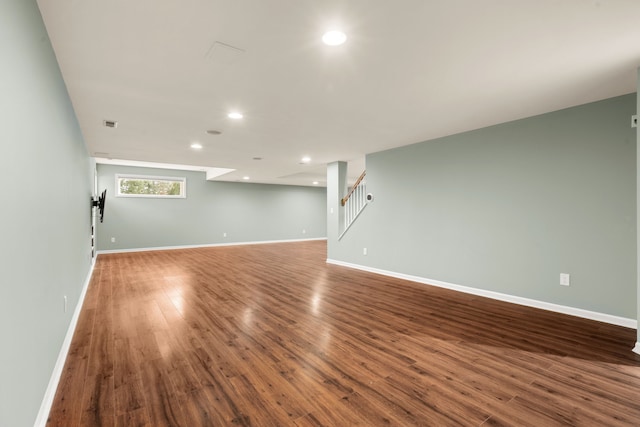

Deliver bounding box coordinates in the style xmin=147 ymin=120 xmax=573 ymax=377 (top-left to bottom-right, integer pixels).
xmin=103 ymin=120 xmax=118 ymax=128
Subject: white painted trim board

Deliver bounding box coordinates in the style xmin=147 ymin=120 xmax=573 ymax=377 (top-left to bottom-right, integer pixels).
xmin=34 ymin=259 xmax=96 ymax=427
xmin=97 ymin=237 xmax=327 ymax=255
xmin=326 ymin=259 xmax=638 ymax=331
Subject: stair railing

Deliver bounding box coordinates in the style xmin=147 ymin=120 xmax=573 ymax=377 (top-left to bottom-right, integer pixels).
xmin=339 ymin=170 xmax=367 ymax=239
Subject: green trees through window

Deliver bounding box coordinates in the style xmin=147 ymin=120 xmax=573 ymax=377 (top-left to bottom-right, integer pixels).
xmin=116 ymin=175 xmax=186 ymax=198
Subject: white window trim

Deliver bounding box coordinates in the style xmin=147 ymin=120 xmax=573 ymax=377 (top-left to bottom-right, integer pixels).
xmin=116 ymin=174 xmax=187 ymax=199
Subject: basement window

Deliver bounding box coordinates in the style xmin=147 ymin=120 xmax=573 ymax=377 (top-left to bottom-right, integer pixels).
xmin=116 ymin=174 xmax=186 ymax=198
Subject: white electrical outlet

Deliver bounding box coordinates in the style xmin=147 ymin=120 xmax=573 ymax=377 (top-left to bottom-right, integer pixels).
xmin=560 ymin=273 xmax=570 ymax=286
xmin=302 ymin=229 xmax=306 ymax=234
xmin=363 ymin=247 xmax=367 ymax=255
xmin=223 ymin=232 xmax=227 ymax=237
xmin=111 ymin=237 xmax=116 ymax=243
xmin=330 ymin=208 xmax=334 ymax=214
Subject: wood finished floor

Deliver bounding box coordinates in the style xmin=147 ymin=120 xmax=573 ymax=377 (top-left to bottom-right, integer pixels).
xmin=48 ymin=241 xmax=640 ymax=426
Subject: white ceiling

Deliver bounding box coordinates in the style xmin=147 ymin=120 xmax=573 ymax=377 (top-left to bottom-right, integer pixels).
xmin=38 ymin=0 xmax=640 ymax=187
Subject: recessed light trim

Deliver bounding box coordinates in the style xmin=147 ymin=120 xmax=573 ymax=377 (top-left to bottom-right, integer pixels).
xmin=322 ymin=30 xmax=346 ymax=46
xmin=228 ymin=112 xmax=243 ymax=119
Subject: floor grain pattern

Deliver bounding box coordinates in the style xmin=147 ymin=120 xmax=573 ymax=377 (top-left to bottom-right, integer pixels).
xmin=48 ymin=241 xmax=640 ymax=426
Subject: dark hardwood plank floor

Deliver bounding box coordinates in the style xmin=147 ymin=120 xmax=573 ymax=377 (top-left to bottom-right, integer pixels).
xmin=48 ymin=241 xmax=640 ymax=426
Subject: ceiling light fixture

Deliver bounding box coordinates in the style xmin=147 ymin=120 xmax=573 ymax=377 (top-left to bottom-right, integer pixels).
xmin=313 ymin=181 xmax=319 ymax=185
xmin=301 ymin=156 xmax=311 ymax=163
xmin=242 ymin=176 xmax=250 ymax=180
xmin=322 ymin=30 xmax=346 ymax=46
xmin=190 ymin=142 xmax=203 ymax=149
xmin=228 ymin=112 xmax=243 ymax=119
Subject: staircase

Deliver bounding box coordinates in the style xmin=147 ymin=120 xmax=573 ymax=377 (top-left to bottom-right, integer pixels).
xmin=339 ymin=170 xmax=367 ymax=239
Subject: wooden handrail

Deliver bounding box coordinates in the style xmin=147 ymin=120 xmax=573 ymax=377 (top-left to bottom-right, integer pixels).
xmin=341 ymin=170 xmax=366 ymax=206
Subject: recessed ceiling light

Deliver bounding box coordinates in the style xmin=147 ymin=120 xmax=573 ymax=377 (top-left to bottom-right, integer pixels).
xmin=228 ymin=112 xmax=243 ymax=119
xmin=190 ymin=142 xmax=203 ymax=149
xmin=313 ymin=181 xmax=319 ymax=185
xmin=322 ymin=30 xmax=346 ymax=46
xmin=242 ymin=176 xmax=250 ymax=180
xmin=301 ymin=156 xmax=311 ymax=163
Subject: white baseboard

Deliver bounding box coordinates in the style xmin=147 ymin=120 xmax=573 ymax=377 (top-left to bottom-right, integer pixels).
xmin=326 ymin=259 xmax=638 ymax=330
xmin=97 ymin=237 xmax=328 ymax=255
xmin=633 ymin=342 xmax=640 ymax=356
xmin=34 ymin=259 xmax=96 ymax=427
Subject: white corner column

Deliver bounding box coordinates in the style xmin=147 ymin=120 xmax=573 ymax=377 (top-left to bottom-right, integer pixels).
xmin=327 ymin=161 xmax=347 ymax=260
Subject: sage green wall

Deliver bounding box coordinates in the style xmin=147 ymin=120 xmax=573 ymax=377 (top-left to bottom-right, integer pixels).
xmin=0 ymin=1 xmax=93 ymax=426
xmin=637 ymin=69 xmax=640 ymax=343
xmin=97 ymin=165 xmax=326 ymax=251
xmin=331 ymin=94 xmax=637 ymax=319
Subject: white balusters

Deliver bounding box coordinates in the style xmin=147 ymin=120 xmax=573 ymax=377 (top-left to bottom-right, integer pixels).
xmin=340 ymin=174 xmax=367 ymax=239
